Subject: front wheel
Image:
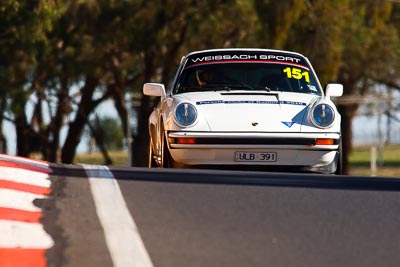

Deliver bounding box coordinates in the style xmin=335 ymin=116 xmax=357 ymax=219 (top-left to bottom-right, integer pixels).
xmin=335 ymin=139 xmax=343 ymax=175
xmin=161 ymin=132 xmax=174 ymax=168
xmin=148 ymin=138 xmax=157 ymax=168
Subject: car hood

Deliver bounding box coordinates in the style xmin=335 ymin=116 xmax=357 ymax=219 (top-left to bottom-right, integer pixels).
xmin=178 ymin=91 xmax=319 ymax=132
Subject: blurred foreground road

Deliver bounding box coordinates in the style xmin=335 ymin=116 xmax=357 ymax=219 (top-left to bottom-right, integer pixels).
xmin=41 ymin=164 xmax=400 ymax=267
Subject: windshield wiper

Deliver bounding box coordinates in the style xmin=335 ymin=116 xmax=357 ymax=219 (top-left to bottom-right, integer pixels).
xmin=175 ymin=83 xmax=258 ymax=93
xmin=222 ymin=83 xmax=256 ymax=90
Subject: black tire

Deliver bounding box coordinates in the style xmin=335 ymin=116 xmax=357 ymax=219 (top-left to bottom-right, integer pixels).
xmin=335 ymin=138 xmax=343 ymax=175
xmin=148 ymin=138 xmax=157 ymax=168
xmin=161 ymin=131 xmax=174 ymax=168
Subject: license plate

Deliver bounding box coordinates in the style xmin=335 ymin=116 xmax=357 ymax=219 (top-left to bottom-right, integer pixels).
xmin=235 ymin=152 xmax=277 ymax=162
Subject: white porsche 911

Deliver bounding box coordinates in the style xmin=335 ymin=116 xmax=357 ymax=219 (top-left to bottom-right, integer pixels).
xmin=143 ymin=48 xmax=343 ymax=174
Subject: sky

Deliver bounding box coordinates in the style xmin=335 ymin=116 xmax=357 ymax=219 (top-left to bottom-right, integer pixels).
xmin=353 ymin=115 xmax=400 ymax=145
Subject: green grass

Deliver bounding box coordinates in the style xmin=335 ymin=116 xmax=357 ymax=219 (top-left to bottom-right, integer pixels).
xmin=74 ymin=150 xmax=129 ymax=166
xmin=74 ymin=145 xmax=400 ymax=177
xmin=349 ymin=145 xmax=400 ymax=167
xmin=348 ymin=144 xmax=400 ymax=177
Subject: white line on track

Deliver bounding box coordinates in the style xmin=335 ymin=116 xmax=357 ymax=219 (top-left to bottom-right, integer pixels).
xmin=83 ymin=165 xmax=154 ymax=267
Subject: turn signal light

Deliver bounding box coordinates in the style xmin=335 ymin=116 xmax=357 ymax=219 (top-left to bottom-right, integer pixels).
xmin=176 ymin=138 xmax=197 ymax=144
xmin=315 ymin=138 xmax=335 ymax=145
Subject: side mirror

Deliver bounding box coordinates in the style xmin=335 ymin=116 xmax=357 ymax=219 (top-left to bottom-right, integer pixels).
xmin=325 ymin=83 xmax=343 ymax=98
xmin=143 ymin=83 xmax=166 ymax=98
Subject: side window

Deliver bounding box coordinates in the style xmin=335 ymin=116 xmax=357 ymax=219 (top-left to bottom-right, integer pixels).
xmin=180 ymin=69 xmax=197 ymax=86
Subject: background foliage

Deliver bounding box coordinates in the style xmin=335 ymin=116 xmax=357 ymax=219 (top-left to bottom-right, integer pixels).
xmin=1 ymin=0 xmax=399 ymax=173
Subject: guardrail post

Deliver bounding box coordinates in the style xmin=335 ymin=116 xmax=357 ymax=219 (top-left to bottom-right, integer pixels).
xmin=371 ymin=146 xmax=377 ymax=176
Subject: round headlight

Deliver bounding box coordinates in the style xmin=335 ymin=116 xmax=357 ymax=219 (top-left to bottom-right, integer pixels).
xmin=311 ymin=103 xmax=335 ymax=128
xmin=175 ymin=103 xmax=197 ymax=126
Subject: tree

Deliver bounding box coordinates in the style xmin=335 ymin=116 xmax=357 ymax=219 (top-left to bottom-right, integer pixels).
xmin=85 ymin=115 xmax=124 ymax=165
xmin=1 ymin=1 xmax=148 ymax=163
xmin=0 ymin=0 xmax=61 ymax=157
xmin=87 ymin=115 xmax=124 ymax=151
xmin=335 ymin=1 xmax=400 ymax=173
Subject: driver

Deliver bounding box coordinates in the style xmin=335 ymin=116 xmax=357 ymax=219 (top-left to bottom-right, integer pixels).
xmin=196 ymin=69 xmax=221 ymax=86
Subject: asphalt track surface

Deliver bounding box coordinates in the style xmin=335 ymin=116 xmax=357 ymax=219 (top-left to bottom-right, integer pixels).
xmin=42 ymin=165 xmax=400 ymax=267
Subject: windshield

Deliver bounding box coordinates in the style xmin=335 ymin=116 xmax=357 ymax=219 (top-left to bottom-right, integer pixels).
xmin=174 ymin=62 xmax=321 ymax=95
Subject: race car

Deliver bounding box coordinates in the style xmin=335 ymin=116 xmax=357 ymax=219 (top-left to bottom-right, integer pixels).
xmin=143 ymin=48 xmax=343 ymax=174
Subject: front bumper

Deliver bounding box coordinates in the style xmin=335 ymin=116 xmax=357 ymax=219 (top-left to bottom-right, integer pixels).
xmin=167 ymin=131 xmax=340 ymax=173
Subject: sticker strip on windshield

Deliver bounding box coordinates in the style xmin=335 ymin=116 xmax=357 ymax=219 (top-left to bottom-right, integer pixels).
xmin=187 ymin=60 xmax=310 ymax=71
xmin=196 ymin=100 xmax=306 ymax=106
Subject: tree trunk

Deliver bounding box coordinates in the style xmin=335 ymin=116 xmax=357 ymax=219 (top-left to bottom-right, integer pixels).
xmin=15 ymin=114 xmax=30 ymax=157
xmin=45 ymin=76 xmax=69 ymax=162
xmin=131 ymin=95 xmax=152 ymax=167
xmin=337 ymin=104 xmax=358 ymax=175
xmin=88 ymin=115 xmax=113 ymax=165
xmin=131 ymin=51 xmax=155 ymax=167
xmin=0 ymin=96 xmax=8 ymax=154
xmin=61 ymin=76 xmax=98 ymax=164
xmin=339 ymin=107 xmax=352 ymax=174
